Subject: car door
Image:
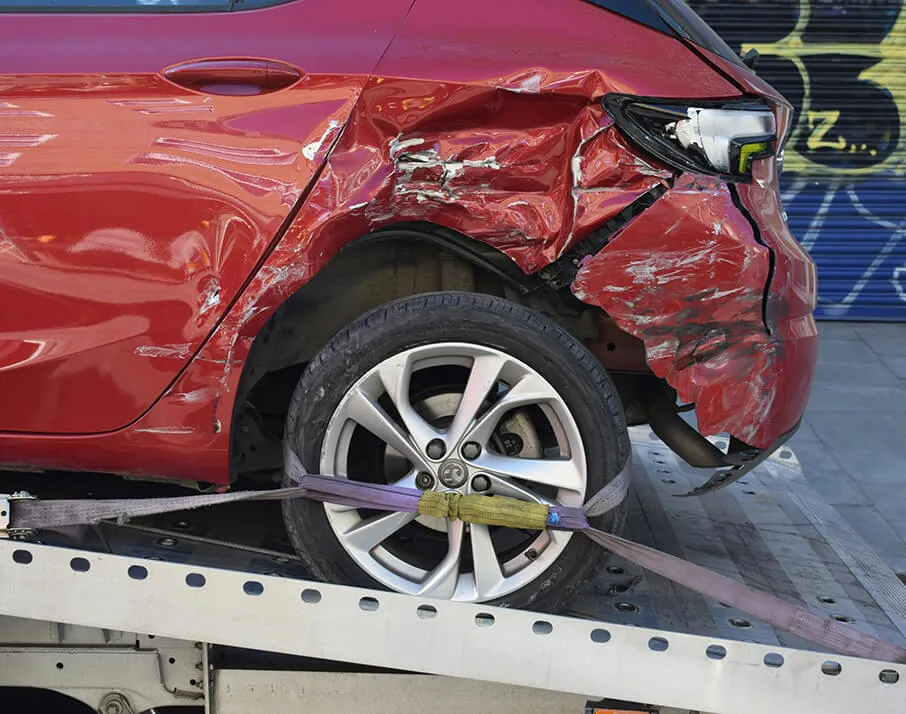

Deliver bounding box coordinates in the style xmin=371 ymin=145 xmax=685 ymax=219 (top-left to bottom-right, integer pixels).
xmin=0 ymin=0 xmax=412 ymax=434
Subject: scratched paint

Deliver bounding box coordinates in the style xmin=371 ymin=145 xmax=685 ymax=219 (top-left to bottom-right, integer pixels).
xmin=0 ymin=0 xmax=412 ymax=436
xmin=157 ymin=84 xmax=675 ymax=476
xmin=689 ymin=0 xmax=906 ymax=319
xmin=135 ymin=344 xmax=192 ymax=359
xmin=574 ymin=171 xmax=817 ymax=448
xmin=0 ymin=0 xmax=818 ymax=482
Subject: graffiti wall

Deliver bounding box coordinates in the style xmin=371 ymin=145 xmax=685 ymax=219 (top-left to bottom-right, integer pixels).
xmin=688 ymin=0 xmax=906 ymax=320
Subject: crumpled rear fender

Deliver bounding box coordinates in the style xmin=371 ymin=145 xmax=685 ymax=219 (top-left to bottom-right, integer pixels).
xmin=110 ymin=92 xmax=686 ymax=483
xmin=65 ymin=0 xmax=751 ymax=483
xmin=572 ymin=171 xmax=817 ymax=449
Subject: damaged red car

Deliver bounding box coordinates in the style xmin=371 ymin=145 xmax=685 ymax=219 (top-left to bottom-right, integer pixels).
xmin=0 ymin=0 xmax=817 ymax=607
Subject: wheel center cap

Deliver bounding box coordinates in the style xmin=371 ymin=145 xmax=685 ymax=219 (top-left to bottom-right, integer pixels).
xmin=437 ymin=459 xmax=468 ymax=488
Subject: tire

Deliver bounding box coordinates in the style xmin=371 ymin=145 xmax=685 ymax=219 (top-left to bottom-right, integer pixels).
xmin=281 ymin=291 xmax=630 ymax=611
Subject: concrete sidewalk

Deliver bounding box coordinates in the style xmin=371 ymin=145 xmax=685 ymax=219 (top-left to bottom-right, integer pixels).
xmin=791 ymin=322 xmax=906 ymax=578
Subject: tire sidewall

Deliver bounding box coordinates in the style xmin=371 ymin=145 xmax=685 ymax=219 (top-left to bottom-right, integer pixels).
xmin=282 ymin=292 xmax=629 ymax=611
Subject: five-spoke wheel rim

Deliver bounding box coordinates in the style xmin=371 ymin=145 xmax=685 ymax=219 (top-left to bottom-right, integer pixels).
xmin=320 ymin=342 xmax=587 ymax=602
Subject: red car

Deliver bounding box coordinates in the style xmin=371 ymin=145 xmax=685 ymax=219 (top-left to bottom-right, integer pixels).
xmin=0 ymin=0 xmax=817 ymax=608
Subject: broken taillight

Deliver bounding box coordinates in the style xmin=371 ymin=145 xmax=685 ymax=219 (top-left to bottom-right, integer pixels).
xmin=603 ymin=95 xmax=780 ymax=182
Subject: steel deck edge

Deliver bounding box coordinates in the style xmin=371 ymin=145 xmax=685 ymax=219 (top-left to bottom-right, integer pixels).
xmin=0 ymin=539 xmax=902 ymax=714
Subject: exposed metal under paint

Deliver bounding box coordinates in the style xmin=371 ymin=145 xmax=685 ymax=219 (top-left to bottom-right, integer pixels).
xmin=135 ymin=344 xmax=193 ymax=359
xmin=133 ymin=426 xmax=197 ymax=435
xmin=199 ymin=280 xmax=222 ymax=316
xmin=302 ymin=120 xmax=343 ymax=161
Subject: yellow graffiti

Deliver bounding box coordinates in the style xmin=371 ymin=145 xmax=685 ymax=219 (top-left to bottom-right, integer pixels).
xmin=742 ymin=0 xmax=906 ymax=177
xmin=806 ymin=110 xmax=847 ymax=151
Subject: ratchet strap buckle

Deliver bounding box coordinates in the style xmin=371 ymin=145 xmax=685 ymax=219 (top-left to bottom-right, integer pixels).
xmin=0 ymin=491 xmax=37 ymax=540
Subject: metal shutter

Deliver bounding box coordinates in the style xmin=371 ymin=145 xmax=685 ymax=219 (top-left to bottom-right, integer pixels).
xmin=687 ymin=0 xmax=906 ymax=321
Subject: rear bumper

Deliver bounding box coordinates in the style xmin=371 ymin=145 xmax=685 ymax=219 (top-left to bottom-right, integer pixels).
xmin=571 ymin=168 xmax=818 ymax=451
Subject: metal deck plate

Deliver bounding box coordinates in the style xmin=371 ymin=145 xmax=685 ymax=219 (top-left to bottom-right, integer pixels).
xmin=5 ymin=426 xmax=906 ymax=654
xmin=3 ymin=529 xmax=905 ymax=714
xmin=571 ymin=428 xmax=906 ymax=652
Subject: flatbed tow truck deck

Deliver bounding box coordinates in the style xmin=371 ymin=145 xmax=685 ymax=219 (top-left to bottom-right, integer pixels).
xmin=2 ymin=426 xmax=905 ymax=714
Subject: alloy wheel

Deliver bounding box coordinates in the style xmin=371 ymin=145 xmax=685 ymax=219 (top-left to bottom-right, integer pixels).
xmin=319 ymin=342 xmax=588 ymax=602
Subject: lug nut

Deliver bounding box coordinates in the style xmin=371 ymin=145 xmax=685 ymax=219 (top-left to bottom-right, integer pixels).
xmin=415 ymin=472 xmax=435 ymax=490
xmin=471 ymin=475 xmax=491 ymax=492
xmin=426 ymin=439 xmax=446 ymax=460
xmin=461 ymin=442 xmax=481 ymax=460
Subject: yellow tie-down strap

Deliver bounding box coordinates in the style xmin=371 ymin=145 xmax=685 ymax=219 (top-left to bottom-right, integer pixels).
xmin=417 ymin=491 xmax=550 ymax=530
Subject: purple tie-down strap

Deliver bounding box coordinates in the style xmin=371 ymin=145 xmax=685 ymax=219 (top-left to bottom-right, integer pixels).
xmin=267 ymin=451 xmax=906 ymax=664
xmin=11 ymin=452 xmax=438 ymax=531
xmin=10 ymin=479 xmax=424 ymax=531
xmin=286 ymin=446 xmax=590 ymax=530
xmin=10 ymin=450 xmax=603 ymax=532
xmin=302 ymin=475 xmax=586 ymax=530
xmin=547 ymin=506 xmax=588 ymax=529
xmin=584 ymin=527 xmax=906 ymax=664
xmin=10 ymin=445 xmax=906 ymax=664
xmin=547 ymin=459 xmax=633 ymax=529
xmin=284 ymin=449 xmax=425 ymax=513
xmin=298 ymin=475 xmax=424 ymax=512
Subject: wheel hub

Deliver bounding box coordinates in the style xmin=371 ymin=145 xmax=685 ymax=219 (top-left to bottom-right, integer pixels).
xmin=437 ymin=459 xmax=468 ymax=488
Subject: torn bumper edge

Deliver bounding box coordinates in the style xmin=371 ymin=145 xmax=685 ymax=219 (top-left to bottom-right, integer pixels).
xmin=678 ymin=419 xmax=800 ymax=497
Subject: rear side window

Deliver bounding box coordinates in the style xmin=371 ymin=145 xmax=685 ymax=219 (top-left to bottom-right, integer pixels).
xmin=585 ymin=0 xmax=745 ymax=67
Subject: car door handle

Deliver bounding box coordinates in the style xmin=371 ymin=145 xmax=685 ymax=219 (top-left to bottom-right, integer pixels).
xmin=162 ymin=59 xmax=302 ymax=96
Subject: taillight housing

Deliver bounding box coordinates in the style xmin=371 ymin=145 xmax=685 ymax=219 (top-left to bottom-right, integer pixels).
xmin=770 ymin=101 xmax=793 ymax=181
xmin=604 ymin=94 xmax=782 ymax=182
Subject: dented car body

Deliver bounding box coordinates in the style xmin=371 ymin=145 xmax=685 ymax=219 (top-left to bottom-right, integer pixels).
xmin=0 ymin=0 xmax=817 ymax=489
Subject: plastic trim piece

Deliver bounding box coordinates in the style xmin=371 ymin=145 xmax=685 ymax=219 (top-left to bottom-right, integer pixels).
xmin=540 ymin=185 xmax=668 ymax=291
xmin=353 ymin=223 xmax=533 ymax=293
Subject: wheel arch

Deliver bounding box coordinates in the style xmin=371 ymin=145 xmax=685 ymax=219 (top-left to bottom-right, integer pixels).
xmin=236 ymin=221 xmax=533 ymax=396
xmin=228 ymin=222 xmax=600 ymax=480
